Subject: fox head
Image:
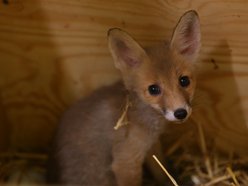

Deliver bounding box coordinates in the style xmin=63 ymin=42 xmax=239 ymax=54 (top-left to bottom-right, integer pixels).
xmin=108 ymin=10 xmax=201 ymax=122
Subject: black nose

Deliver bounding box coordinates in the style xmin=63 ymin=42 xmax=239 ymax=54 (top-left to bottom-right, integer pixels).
xmin=174 ymin=108 xmax=187 ymax=120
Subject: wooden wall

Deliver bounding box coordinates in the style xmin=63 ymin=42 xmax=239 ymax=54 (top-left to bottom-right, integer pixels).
xmin=0 ymin=0 xmax=247 ymax=155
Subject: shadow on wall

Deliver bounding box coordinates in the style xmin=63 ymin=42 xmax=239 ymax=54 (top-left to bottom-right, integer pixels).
xmin=0 ymin=0 xmax=64 ymax=152
xmin=0 ymin=0 xmax=177 ymax=152
xmin=0 ymin=1 xmax=193 ymax=154
xmin=195 ymin=40 xmax=247 ymax=156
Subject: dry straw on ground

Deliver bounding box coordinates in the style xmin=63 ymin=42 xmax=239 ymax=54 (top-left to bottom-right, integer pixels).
xmin=0 ymin=152 xmax=47 ymax=184
xmin=0 ymin=110 xmax=247 ymax=185
xmin=163 ymin=117 xmax=248 ymax=186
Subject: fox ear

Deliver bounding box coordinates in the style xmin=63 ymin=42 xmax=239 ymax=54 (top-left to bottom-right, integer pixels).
xmin=108 ymin=28 xmax=147 ymax=70
xmin=170 ymin=10 xmax=201 ymax=62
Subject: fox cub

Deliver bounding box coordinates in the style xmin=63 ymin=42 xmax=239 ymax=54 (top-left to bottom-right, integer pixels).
xmin=48 ymin=10 xmax=201 ymax=186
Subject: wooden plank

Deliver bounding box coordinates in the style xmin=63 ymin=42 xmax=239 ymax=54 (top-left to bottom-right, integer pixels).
xmin=0 ymin=0 xmax=247 ymax=155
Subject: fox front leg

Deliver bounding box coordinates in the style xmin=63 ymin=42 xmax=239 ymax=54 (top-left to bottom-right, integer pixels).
xmin=111 ymin=125 xmax=151 ymax=186
xmin=112 ymin=143 xmax=143 ymax=186
xmin=112 ymin=158 xmax=142 ymax=186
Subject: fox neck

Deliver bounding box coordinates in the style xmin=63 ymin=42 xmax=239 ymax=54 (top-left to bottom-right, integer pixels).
xmin=126 ymin=91 xmax=166 ymax=135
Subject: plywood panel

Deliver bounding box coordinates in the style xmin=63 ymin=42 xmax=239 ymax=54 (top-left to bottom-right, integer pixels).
xmin=0 ymin=0 xmax=247 ymax=155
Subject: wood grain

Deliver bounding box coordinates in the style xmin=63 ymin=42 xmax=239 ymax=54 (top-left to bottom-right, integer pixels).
xmin=0 ymin=0 xmax=247 ymax=155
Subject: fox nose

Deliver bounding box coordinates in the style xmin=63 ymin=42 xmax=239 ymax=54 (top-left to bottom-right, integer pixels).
xmin=174 ymin=108 xmax=187 ymax=120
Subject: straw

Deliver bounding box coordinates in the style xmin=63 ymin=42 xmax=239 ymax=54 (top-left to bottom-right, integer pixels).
xmin=114 ymin=96 xmax=131 ymax=130
xmin=152 ymin=155 xmax=179 ymax=186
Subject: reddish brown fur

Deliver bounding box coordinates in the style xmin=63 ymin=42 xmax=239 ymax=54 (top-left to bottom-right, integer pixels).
xmin=48 ymin=10 xmax=201 ymax=186
xmin=135 ymin=44 xmax=197 ymax=115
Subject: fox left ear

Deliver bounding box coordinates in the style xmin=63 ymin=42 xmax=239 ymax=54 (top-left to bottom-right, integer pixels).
xmin=170 ymin=10 xmax=201 ymax=62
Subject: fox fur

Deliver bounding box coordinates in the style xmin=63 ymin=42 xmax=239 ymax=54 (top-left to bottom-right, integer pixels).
xmin=47 ymin=10 xmax=201 ymax=186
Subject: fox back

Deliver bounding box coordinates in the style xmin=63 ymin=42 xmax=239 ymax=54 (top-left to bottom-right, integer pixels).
xmin=48 ymin=10 xmax=201 ymax=186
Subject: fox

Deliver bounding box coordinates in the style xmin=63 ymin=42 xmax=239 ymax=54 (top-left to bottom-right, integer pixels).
xmin=47 ymin=10 xmax=201 ymax=186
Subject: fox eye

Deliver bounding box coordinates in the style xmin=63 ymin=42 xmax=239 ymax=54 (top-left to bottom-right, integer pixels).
xmin=179 ymin=76 xmax=190 ymax=87
xmin=148 ymin=84 xmax=161 ymax=96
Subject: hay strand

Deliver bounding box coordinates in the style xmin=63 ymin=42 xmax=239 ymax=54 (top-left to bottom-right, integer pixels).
xmin=196 ymin=121 xmax=213 ymax=178
xmin=114 ymin=96 xmax=131 ymax=130
xmin=227 ymin=166 xmax=241 ymax=186
xmin=204 ymin=174 xmax=233 ymax=186
xmin=152 ymin=155 xmax=179 ymax=186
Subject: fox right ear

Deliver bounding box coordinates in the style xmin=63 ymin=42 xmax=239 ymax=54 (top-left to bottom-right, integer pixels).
xmin=108 ymin=28 xmax=147 ymax=71
xmin=170 ymin=10 xmax=201 ymax=62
